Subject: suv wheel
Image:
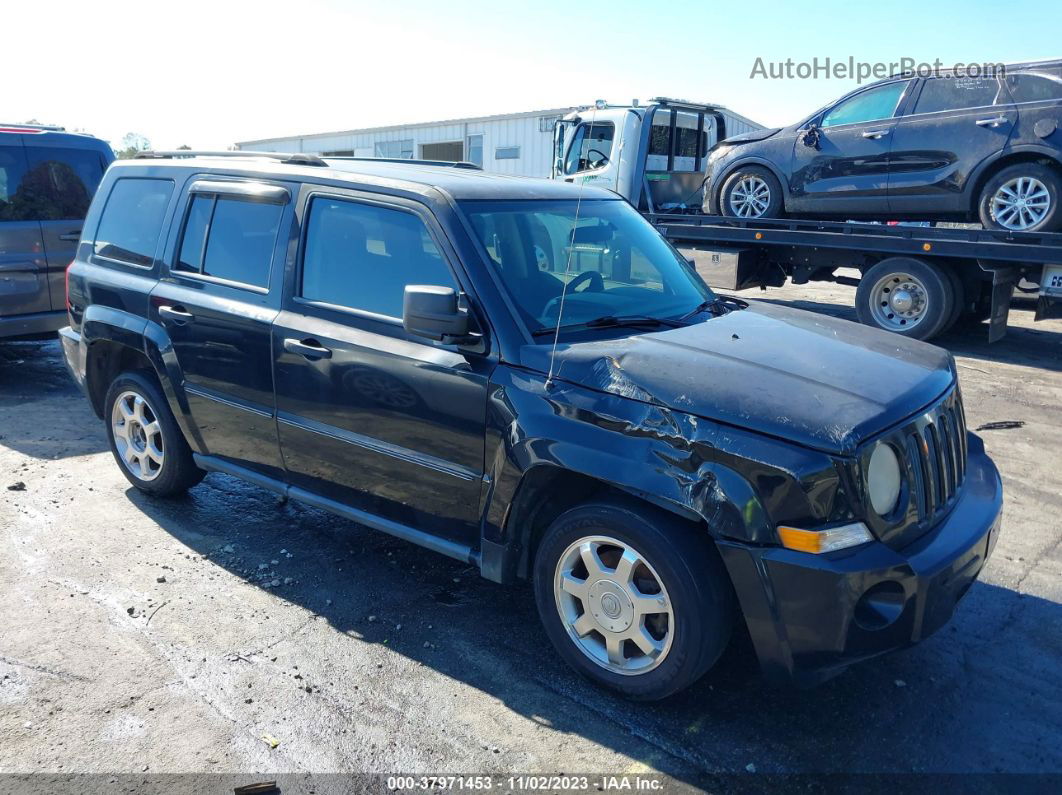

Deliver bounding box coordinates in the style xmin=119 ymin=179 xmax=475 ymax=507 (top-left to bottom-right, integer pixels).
xmin=978 ymin=163 xmax=1062 ymax=232
xmin=719 ymin=167 xmax=784 ymax=219
xmin=533 ymin=499 xmax=733 ymax=701
xmin=856 ymin=257 xmax=955 ymax=340
xmin=104 ymin=371 xmax=204 ymax=496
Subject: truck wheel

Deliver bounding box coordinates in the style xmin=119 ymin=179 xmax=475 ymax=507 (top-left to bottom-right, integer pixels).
xmin=533 ymin=499 xmax=733 ymax=701
xmin=856 ymin=257 xmax=954 ymax=340
xmin=719 ymin=167 xmax=784 ymax=219
xmin=104 ymin=371 xmax=204 ymax=496
xmin=978 ymin=163 xmax=1062 ymax=232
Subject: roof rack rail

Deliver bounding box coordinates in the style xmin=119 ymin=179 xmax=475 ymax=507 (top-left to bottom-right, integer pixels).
xmin=0 ymin=122 xmax=66 ymax=132
xmin=325 ymin=156 xmax=483 ymax=171
xmin=133 ymin=150 xmax=328 ymax=167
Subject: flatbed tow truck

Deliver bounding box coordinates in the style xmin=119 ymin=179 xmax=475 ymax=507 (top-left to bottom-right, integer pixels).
xmin=553 ymin=98 xmax=1062 ymax=341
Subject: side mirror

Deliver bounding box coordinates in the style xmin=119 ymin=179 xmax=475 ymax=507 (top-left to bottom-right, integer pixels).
xmin=403 ymin=285 xmax=470 ymax=342
xmin=801 ymin=123 xmax=822 ymax=150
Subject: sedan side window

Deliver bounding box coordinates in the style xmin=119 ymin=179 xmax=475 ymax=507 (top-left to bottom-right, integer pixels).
xmin=914 ymin=76 xmax=1004 ymax=114
xmin=300 ymin=197 xmax=455 ymax=319
xmin=821 ymin=81 xmax=909 ymax=128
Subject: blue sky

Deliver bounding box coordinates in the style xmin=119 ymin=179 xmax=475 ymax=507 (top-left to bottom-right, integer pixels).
xmin=8 ymin=0 xmax=1061 ymax=149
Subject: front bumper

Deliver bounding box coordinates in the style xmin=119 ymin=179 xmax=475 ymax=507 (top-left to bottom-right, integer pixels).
xmin=718 ymin=432 xmax=1002 ymax=687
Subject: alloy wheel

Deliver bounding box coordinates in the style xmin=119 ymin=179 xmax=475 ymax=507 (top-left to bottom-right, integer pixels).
xmin=111 ymin=390 xmax=165 ymax=481
xmin=728 ymin=176 xmax=772 ymax=218
xmin=553 ymin=535 xmax=674 ymax=675
xmin=990 ymin=176 xmax=1051 ymax=231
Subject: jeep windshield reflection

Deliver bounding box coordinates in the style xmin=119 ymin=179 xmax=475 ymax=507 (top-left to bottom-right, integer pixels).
xmin=461 ymin=199 xmax=714 ymax=336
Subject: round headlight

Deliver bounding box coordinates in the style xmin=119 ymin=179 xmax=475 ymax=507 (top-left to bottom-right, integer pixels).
xmin=867 ymin=443 xmax=902 ymax=516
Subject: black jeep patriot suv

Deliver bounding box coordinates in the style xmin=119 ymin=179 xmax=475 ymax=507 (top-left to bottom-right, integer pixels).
xmin=61 ymin=152 xmax=1002 ymax=699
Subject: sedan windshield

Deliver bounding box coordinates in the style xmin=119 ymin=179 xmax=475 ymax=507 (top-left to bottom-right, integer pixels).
xmin=460 ymin=199 xmax=714 ymax=337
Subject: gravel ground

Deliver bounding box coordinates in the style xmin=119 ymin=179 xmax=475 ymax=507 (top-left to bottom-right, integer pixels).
xmin=1 ymin=279 xmax=1060 ymax=790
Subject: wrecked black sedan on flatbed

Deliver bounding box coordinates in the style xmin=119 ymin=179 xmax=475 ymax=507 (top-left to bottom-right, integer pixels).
xmin=61 ymin=152 xmax=1001 ymax=699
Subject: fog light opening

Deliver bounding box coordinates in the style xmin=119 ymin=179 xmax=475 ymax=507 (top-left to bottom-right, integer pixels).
xmin=854 ymin=580 xmax=907 ymax=631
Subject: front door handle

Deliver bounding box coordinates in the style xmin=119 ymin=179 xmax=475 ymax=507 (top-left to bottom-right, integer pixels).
xmin=976 ymin=115 xmax=1009 ymax=128
xmin=284 ymin=338 xmax=332 ymax=360
xmin=58 ymin=230 xmax=82 ymax=242
xmin=158 ymin=305 xmax=194 ymax=323
xmin=862 ymin=129 xmax=891 ymax=139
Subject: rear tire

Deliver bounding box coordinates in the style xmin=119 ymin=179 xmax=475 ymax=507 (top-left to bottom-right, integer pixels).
xmin=856 ymin=257 xmax=954 ymax=340
xmin=533 ymin=499 xmax=733 ymax=701
xmin=104 ymin=371 xmax=204 ymax=496
xmin=978 ymin=163 xmax=1062 ymax=233
xmin=719 ymin=167 xmax=784 ymax=219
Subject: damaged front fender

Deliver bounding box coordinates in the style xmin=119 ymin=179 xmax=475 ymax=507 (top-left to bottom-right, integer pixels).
xmin=480 ymin=364 xmax=856 ymax=582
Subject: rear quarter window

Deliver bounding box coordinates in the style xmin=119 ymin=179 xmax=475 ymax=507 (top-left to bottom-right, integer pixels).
xmin=93 ymin=178 xmax=175 ymax=267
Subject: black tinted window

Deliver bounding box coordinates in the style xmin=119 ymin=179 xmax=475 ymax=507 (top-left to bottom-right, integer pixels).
xmin=301 ymin=198 xmax=453 ymax=318
xmin=1006 ymin=72 xmax=1062 ymax=103
xmin=94 ymin=178 xmax=174 ymax=266
xmin=914 ymin=77 xmax=1003 ymax=114
xmin=176 ymin=195 xmax=283 ymax=288
xmin=649 ymin=110 xmax=671 ymax=156
xmin=24 ymin=147 xmax=106 ymax=220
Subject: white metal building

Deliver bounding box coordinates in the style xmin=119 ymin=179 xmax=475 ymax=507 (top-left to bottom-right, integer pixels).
xmin=235 ymin=103 xmax=763 ymax=178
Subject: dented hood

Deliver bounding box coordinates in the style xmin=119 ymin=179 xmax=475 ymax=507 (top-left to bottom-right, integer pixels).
xmin=720 ymin=127 xmax=782 ymax=145
xmin=522 ymin=302 xmax=955 ymax=455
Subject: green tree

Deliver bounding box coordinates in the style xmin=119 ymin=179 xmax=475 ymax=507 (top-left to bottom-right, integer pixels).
xmin=116 ymin=132 xmax=151 ymax=159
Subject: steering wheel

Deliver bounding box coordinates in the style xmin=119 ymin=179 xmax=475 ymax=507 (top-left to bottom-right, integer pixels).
xmin=586 ymin=148 xmax=610 ymax=169
xmin=540 ymin=271 xmax=605 ymax=319
xmin=568 ymin=270 xmax=604 ymax=293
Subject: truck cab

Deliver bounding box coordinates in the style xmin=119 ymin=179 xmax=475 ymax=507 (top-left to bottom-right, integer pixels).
xmin=551 ymin=99 xmax=736 ymax=213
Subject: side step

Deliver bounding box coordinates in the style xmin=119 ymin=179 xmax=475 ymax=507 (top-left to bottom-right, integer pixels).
xmin=192 ymin=454 xmax=480 ymax=566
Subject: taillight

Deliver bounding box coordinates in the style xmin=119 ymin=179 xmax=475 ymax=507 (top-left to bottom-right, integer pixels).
xmin=65 ymin=260 xmax=75 ymax=312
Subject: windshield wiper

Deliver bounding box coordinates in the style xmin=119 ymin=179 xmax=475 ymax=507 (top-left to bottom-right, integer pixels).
xmin=679 ymin=296 xmax=746 ymax=321
xmin=531 ymin=314 xmax=682 ymax=337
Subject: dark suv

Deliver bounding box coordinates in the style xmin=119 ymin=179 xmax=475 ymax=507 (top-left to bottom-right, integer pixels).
xmin=61 ymin=152 xmax=1002 ymax=698
xmin=1 ymin=124 xmax=114 ymax=340
xmin=705 ymin=59 xmax=1062 ymax=232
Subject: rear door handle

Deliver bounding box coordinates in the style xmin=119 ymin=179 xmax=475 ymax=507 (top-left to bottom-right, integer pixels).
xmin=58 ymin=230 xmax=82 ymax=242
xmin=976 ymin=115 xmax=1009 ymax=127
xmin=862 ymin=129 xmax=890 ymax=139
xmin=284 ymin=338 xmax=332 ymax=360
xmin=158 ymin=305 xmax=194 ymax=323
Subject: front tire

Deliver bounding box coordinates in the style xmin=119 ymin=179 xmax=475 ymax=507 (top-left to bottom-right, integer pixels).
xmin=719 ymin=167 xmax=784 ymax=219
xmin=978 ymin=163 xmax=1062 ymax=232
xmin=533 ymin=499 xmax=733 ymax=701
xmin=104 ymin=371 xmax=204 ymax=496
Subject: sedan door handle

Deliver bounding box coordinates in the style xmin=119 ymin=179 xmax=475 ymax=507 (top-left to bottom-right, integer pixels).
xmin=976 ymin=115 xmax=1009 ymax=127
xmin=57 ymin=230 xmax=82 ymax=242
xmin=862 ymin=129 xmax=891 ymax=139
xmin=158 ymin=305 xmax=194 ymax=323
xmin=284 ymin=338 xmax=332 ymax=360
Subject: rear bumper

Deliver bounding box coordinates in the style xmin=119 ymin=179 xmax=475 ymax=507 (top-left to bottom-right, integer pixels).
xmin=0 ymin=310 xmax=67 ymax=340
xmin=58 ymin=326 xmax=88 ymax=394
xmin=719 ymin=432 xmax=1002 ymax=686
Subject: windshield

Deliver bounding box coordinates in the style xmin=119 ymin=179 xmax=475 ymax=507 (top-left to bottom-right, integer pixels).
xmin=461 ymin=199 xmax=714 ymax=336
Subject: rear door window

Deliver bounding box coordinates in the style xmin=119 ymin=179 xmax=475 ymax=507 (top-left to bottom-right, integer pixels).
xmin=913 ymin=76 xmax=1004 ymax=114
xmin=176 ymin=194 xmax=284 ymax=288
xmin=24 ymin=147 xmax=107 ymax=220
xmin=93 ymin=178 xmax=174 ymax=266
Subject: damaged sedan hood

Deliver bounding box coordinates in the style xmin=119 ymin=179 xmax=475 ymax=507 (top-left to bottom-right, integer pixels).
xmin=523 ymin=302 xmax=955 ymax=455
